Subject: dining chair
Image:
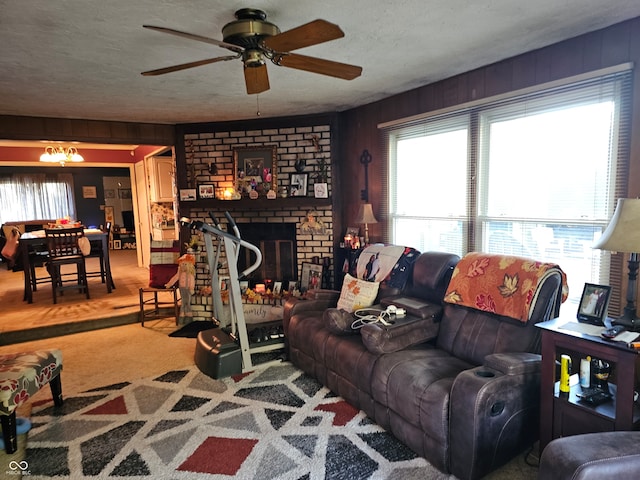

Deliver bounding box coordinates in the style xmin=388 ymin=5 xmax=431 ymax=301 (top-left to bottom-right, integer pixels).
xmin=86 ymin=222 xmax=111 ymax=284
xmin=28 ymin=240 xmax=51 ymax=292
xmin=45 ymin=227 xmax=90 ymax=304
xmin=140 ymin=240 xmax=181 ymax=325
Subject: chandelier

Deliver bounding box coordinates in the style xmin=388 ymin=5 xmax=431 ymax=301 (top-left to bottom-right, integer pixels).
xmin=39 ymin=146 xmax=84 ymax=166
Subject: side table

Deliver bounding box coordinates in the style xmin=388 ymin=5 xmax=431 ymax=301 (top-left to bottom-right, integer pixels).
xmin=537 ymin=316 xmax=640 ymax=453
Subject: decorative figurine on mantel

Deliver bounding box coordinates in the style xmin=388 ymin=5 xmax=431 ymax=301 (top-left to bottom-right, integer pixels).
xmin=294 ymin=158 xmax=306 ymax=173
xmin=300 ymin=209 xmax=326 ymax=234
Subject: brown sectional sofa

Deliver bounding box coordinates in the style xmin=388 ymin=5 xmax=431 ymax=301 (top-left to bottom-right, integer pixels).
xmin=283 ymin=250 xmax=566 ymax=479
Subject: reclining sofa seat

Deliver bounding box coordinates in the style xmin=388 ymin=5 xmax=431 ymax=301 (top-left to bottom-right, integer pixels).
xmin=283 ymin=249 xmax=454 ymax=410
xmin=283 ymin=250 xmax=566 ymax=480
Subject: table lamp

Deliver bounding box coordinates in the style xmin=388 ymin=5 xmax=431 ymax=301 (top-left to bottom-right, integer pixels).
xmin=354 ymin=203 xmax=378 ymax=246
xmin=593 ymin=198 xmax=640 ymax=330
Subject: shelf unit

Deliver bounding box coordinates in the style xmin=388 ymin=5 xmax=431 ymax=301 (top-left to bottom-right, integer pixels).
xmin=537 ymin=317 xmax=640 ymax=453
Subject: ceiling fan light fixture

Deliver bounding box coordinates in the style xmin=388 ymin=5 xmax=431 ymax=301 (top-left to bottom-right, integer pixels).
xmin=243 ymin=49 xmax=265 ymax=67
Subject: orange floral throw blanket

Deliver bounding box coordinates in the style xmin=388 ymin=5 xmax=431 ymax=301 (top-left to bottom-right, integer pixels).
xmin=444 ymin=253 xmax=568 ymax=323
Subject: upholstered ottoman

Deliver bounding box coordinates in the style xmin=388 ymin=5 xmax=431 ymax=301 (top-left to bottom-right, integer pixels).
xmin=0 ymin=350 xmax=63 ymax=454
xmin=539 ymin=431 xmax=640 ymax=479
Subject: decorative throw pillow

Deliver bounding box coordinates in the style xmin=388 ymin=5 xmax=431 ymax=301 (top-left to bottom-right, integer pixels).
xmin=149 ymin=264 xmax=179 ymax=288
xmin=336 ymin=273 xmax=380 ymax=313
xmin=78 ymin=236 xmax=91 ymax=256
xmin=150 ymin=240 xmax=180 ymax=265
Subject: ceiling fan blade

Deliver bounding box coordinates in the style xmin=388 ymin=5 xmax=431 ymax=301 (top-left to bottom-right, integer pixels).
xmin=143 ymin=25 xmax=244 ymax=53
xmin=262 ymin=19 xmax=344 ymax=52
xmin=141 ymin=55 xmax=239 ymax=76
xmin=275 ymin=53 xmax=362 ymax=80
xmin=244 ymin=64 xmax=270 ymax=94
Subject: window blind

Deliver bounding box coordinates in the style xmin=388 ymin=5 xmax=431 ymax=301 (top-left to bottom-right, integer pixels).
xmin=381 ymin=66 xmax=632 ymax=314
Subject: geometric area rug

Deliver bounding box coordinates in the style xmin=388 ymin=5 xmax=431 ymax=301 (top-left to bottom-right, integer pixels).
xmin=25 ymin=362 xmax=454 ymax=479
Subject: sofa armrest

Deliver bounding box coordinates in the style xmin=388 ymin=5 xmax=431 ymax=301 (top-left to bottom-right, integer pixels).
xmin=484 ymin=352 xmax=541 ymax=376
xmin=305 ymin=289 xmax=341 ymax=302
xmin=283 ymin=294 xmax=340 ymax=318
xmin=448 ymin=353 xmax=542 ymax=480
xmin=282 ymin=291 xmax=340 ymax=334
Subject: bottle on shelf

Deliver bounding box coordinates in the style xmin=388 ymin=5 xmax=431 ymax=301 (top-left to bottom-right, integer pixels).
xmin=580 ymin=356 xmax=591 ymax=388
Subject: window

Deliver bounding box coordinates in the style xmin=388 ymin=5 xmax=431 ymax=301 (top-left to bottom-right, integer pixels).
xmin=0 ymin=174 xmax=76 ymax=225
xmin=390 ymin=117 xmax=469 ymax=255
xmin=385 ymin=69 xmax=631 ymax=312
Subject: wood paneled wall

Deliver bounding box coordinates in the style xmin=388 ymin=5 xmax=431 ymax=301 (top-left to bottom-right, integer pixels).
xmin=339 ymin=16 xmax=640 ymax=245
xmin=1 ymin=17 xmax=638 ymax=246
xmin=0 ymin=115 xmax=174 ymax=146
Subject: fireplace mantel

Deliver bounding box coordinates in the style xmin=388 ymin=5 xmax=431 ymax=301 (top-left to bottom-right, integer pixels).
xmin=180 ymin=197 xmax=332 ymax=214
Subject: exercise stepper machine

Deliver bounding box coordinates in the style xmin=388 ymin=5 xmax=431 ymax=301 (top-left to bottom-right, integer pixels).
xmin=183 ymin=212 xmax=285 ymax=377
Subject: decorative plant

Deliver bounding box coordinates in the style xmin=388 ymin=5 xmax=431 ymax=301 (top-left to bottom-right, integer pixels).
xmin=313 ymin=157 xmax=329 ymax=183
xmin=308 ymin=134 xmax=328 ymax=183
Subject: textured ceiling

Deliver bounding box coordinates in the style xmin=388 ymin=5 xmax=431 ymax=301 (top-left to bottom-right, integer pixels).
xmin=1 ymin=1 xmax=639 ymax=125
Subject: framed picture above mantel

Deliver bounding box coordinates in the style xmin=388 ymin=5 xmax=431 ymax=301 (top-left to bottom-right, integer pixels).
xmin=234 ymin=145 xmax=277 ymax=197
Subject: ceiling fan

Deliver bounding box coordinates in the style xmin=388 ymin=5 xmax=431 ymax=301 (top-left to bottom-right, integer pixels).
xmin=141 ymin=8 xmax=363 ymax=95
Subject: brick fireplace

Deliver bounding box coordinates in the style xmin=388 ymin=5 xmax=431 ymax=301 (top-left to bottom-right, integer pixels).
xmin=177 ymin=120 xmax=337 ymax=322
xmin=184 ymin=203 xmax=333 ymax=322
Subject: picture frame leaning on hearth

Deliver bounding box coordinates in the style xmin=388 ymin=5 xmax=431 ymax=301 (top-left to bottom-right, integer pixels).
xmin=300 ymin=262 xmax=323 ymax=292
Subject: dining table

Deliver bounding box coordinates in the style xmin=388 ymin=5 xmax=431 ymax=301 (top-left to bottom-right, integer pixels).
xmin=19 ymin=227 xmax=115 ymax=303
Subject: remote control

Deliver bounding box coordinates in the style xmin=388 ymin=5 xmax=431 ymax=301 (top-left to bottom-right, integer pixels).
xmin=601 ymin=325 xmax=626 ymax=339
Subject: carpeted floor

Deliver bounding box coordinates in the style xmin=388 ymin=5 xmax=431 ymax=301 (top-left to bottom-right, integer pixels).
xmin=25 ymin=362 xmax=455 ymax=480
xmin=0 ymin=249 xmax=150 ymax=345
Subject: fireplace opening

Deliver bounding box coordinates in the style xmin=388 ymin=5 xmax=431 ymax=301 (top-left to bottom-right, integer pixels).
xmin=234 ymin=223 xmax=297 ymax=285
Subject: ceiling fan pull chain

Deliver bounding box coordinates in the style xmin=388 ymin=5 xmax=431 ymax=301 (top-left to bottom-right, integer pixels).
xmin=256 ymin=94 xmax=261 ymax=116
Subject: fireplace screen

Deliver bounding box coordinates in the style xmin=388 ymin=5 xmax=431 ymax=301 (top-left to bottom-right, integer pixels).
xmin=236 ymin=223 xmax=297 ymax=284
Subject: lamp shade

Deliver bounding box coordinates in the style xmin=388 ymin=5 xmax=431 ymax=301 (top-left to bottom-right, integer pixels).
xmin=593 ymin=198 xmax=640 ymax=253
xmin=354 ymin=203 xmax=378 ymax=225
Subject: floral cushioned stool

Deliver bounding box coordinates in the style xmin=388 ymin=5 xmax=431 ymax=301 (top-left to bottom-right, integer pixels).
xmin=0 ymin=350 xmax=63 ymax=454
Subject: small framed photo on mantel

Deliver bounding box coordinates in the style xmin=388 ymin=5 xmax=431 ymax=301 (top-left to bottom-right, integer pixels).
xmin=179 ymin=189 xmax=197 ymax=201
xmin=314 ymin=182 xmax=328 ymax=198
xmin=198 ymin=184 xmax=215 ymax=199
xmin=290 ymin=173 xmax=308 ymax=197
